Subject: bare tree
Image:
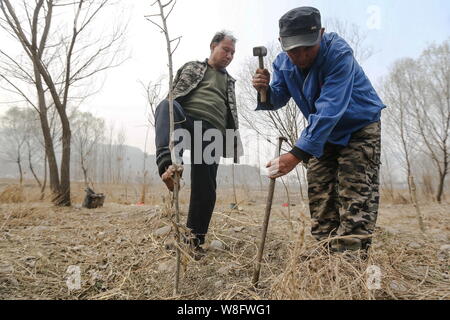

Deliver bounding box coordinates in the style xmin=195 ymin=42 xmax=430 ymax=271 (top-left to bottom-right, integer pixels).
xmin=114 ymin=127 xmax=127 ymax=184
xmin=324 ymin=18 xmax=374 ymax=63
xmin=238 ymin=42 xmax=307 ymax=198
xmin=146 ymin=0 xmax=182 ymax=296
xmin=0 ymin=107 xmax=31 ymax=185
xmin=139 ymin=78 xmax=164 ymax=203
xmin=383 ymin=40 xmax=450 ymax=204
xmin=0 ymin=0 xmax=127 ymax=206
xmin=381 ymin=58 xmax=425 ymax=232
xmin=412 ymin=40 xmax=450 ymax=203
xmin=71 ymin=111 xmax=105 ymax=187
xmin=141 ymin=78 xmax=164 ymax=128
xmin=24 ymin=110 xmax=48 ymax=199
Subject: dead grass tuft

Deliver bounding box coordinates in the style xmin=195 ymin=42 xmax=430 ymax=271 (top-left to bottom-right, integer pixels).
xmin=0 ymin=185 xmax=24 ymax=204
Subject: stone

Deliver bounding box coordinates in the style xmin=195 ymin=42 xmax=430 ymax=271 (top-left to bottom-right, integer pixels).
xmin=408 ymin=242 xmax=422 ymax=249
xmin=153 ymin=226 xmax=171 ymax=237
xmin=439 ymin=244 xmax=450 ymax=252
xmin=30 ymin=226 xmax=50 ymax=233
xmin=71 ymin=245 xmax=85 ymax=251
xmin=217 ymin=266 xmax=229 ymax=275
xmin=21 ymin=256 xmax=37 ymax=268
xmin=214 ymin=280 xmax=224 ymax=288
xmin=383 ymin=227 xmax=400 ymax=235
xmin=158 ymin=261 xmax=175 ymax=273
xmin=390 ymin=280 xmax=407 ymax=292
xmin=233 ymin=226 xmax=245 ymax=233
xmin=0 ymin=276 xmax=18 ymax=286
xmin=0 ymin=263 xmax=13 ymax=274
xmin=147 ymin=212 xmax=158 ymax=220
xmin=0 ymin=263 xmax=18 ymax=286
xmin=209 ymin=240 xmax=225 ymax=251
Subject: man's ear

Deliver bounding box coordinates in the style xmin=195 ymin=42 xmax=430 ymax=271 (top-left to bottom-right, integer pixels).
xmin=210 ymin=43 xmax=217 ymax=52
xmin=321 ymin=28 xmax=325 ymax=36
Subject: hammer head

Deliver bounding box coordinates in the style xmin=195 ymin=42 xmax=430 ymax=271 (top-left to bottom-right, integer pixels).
xmin=253 ymin=46 xmax=267 ymax=57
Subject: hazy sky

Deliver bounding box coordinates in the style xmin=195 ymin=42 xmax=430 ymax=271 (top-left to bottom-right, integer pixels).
xmin=1 ymin=0 xmax=449 ymax=165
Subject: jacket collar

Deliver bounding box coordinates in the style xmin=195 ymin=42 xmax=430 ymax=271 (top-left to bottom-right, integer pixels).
xmin=205 ymin=58 xmax=228 ymax=74
xmin=204 ymin=58 xmax=235 ymax=81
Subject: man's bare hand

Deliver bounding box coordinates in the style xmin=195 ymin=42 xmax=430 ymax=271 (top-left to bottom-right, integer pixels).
xmin=253 ymin=68 xmax=270 ymax=92
xmin=266 ymin=153 xmax=301 ymax=179
xmin=161 ymin=165 xmax=184 ymax=192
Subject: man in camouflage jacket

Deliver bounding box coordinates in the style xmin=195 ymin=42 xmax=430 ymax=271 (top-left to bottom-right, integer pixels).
xmin=154 ymin=31 xmax=241 ymax=251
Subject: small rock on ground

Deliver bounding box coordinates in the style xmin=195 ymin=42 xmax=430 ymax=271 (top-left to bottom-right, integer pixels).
xmin=408 ymin=242 xmax=422 ymax=249
xmin=158 ymin=261 xmax=175 ymax=273
xmin=153 ymin=225 xmax=171 ymax=237
xmin=209 ymin=240 xmax=225 ymax=250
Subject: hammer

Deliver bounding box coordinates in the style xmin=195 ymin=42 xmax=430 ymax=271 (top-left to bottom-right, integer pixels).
xmin=253 ymin=46 xmax=268 ymax=103
xmin=252 ymin=136 xmax=288 ymax=288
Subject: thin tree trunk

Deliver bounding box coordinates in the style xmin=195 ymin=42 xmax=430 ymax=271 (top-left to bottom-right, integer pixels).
xmin=40 ymin=154 xmax=48 ymax=200
xmin=294 ymin=166 xmax=305 ymax=200
xmin=409 ymin=175 xmax=425 ymax=233
xmin=435 ymin=153 xmax=447 ymax=203
xmin=28 ymin=146 xmax=42 ymax=188
xmin=17 ymin=158 xmax=23 ymax=186
xmin=140 ymin=171 xmax=148 ymax=204
xmin=81 ymin=166 xmax=88 ymax=189
xmin=150 ymin=0 xmax=182 ymax=296
xmin=56 ymin=115 xmax=71 ymax=206
xmin=232 ymin=163 xmax=237 ymax=206
xmin=281 ymin=177 xmax=294 ymax=238
xmin=35 ymin=69 xmax=60 ymax=197
xmin=436 ymin=173 xmax=446 ymax=204
xmin=80 ymin=152 xmax=89 ymax=188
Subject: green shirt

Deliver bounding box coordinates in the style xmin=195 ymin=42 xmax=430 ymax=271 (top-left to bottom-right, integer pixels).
xmin=181 ymin=65 xmax=229 ymax=133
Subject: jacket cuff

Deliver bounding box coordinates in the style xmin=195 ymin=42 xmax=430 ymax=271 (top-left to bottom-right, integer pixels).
xmin=255 ymin=88 xmax=273 ymax=110
xmin=157 ymin=155 xmax=172 ymax=177
xmin=289 ymin=146 xmax=312 ymax=163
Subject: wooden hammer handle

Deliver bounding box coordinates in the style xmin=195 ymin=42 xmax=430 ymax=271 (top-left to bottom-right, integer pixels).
xmin=258 ymin=56 xmax=267 ymax=103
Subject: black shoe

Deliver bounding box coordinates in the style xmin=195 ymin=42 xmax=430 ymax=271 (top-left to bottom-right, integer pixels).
xmin=192 ymin=246 xmax=207 ymax=261
xmin=164 ymin=237 xmax=207 ymax=260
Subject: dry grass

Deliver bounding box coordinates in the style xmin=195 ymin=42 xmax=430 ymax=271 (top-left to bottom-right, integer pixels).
xmin=0 ymin=185 xmax=24 ymax=204
xmin=0 ymin=181 xmax=449 ymax=300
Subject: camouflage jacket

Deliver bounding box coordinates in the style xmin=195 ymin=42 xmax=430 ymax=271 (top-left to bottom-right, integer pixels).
xmin=172 ymin=59 xmax=243 ymax=162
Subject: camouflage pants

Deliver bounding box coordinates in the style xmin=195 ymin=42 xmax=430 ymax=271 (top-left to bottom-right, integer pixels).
xmin=307 ymin=122 xmax=381 ymax=251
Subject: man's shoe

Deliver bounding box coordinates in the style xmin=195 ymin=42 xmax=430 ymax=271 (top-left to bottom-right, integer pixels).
xmin=164 ymin=237 xmax=207 ymax=260
xmin=191 ymin=246 xmax=207 ymax=261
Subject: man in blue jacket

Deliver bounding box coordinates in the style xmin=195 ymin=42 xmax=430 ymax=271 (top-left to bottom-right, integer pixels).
xmin=253 ymin=7 xmax=385 ymax=254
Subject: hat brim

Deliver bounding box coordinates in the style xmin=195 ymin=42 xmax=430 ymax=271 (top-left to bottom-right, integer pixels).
xmin=280 ymin=31 xmax=321 ymax=51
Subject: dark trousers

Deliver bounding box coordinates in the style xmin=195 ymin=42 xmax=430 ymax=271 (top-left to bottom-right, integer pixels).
xmin=155 ymin=99 xmax=219 ymax=246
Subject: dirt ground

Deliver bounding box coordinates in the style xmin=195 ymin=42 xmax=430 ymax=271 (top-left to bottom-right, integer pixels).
xmin=0 ymin=185 xmax=449 ymax=300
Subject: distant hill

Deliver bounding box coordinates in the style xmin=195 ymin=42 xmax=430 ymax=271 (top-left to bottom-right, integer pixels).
xmin=0 ymin=143 xmax=265 ymax=187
